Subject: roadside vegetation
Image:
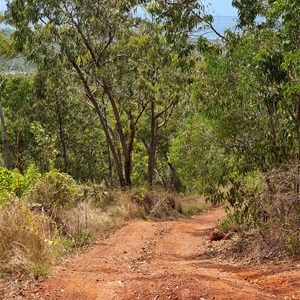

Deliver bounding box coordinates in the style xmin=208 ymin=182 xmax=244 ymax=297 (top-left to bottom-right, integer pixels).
xmin=0 ymin=166 xmax=208 ymax=281
xmin=0 ymin=0 xmax=299 ymax=285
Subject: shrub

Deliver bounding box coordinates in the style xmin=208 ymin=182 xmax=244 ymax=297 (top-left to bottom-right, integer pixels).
xmin=0 ymin=167 xmax=211 ymax=284
xmin=253 ymin=166 xmax=300 ymax=255
xmin=0 ymin=165 xmax=41 ymax=204
xmin=26 ymin=168 xmax=77 ymax=211
xmin=226 ymin=165 xmax=300 ymax=257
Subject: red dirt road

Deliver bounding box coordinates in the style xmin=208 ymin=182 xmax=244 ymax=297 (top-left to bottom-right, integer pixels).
xmin=24 ymin=208 xmax=300 ymax=300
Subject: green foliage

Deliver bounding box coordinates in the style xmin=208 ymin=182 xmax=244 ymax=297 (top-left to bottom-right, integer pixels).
xmin=287 ymin=231 xmax=300 ymax=256
xmin=169 ymin=115 xmax=230 ymax=197
xmin=232 ymin=0 xmax=269 ymax=27
xmin=28 ymin=262 xmax=52 ymax=280
xmin=28 ymin=166 xmax=77 ymax=210
xmin=0 ymin=168 xmax=15 ymax=197
xmin=220 ymin=217 xmax=233 ymax=233
xmin=147 ymin=0 xmax=219 ymax=44
xmin=170 ymin=21 xmax=299 ymax=207
xmin=0 ymin=165 xmax=40 ymax=203
xmin=0 ymin=30 xmax=15 ymax=59
xmin=23 ymin=164 xmax=41 ymax=190
xmin=0 ymin=0 xmax=299 ymax=262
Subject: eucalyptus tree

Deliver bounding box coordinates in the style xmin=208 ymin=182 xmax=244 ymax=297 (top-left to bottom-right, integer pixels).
xmin=147 ymin=0 xmax=228 ymax=42
xmin=268 ymin=0 xmax=300 ymax=190
xmin=0 ymin=28 xmax=16 ymax=170
xmin=168 ymin=0 xmax=300 ymax=204
xmin=1 ymin=75 xmax=36 ymax=172
xmin=31 ymin=65 xmax=111 ymax=181
xmin=231 ymin=0 xmax=300 ymax=168
xmin=5 ymin=0 xmax=149 ymax=187
xmin=126 ymin=22 xmax=194 ymax=187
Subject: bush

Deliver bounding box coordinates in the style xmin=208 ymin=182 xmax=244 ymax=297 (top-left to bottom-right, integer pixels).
xmin=225 ymin=165 xmax=300 ymax=257
xmin=0 ymin=165 xmax=41 ymax=204
xmin=26 ymin=168 xmax=77 ymax=210
xmin=0 ymin=166 xmax=211 ymax=284
xmin=252 ymin=166 xmax=300 ymax=255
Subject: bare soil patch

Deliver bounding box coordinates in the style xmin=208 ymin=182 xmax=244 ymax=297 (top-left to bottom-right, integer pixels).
xmin=4 ymin=208 xmax=300 ymax=300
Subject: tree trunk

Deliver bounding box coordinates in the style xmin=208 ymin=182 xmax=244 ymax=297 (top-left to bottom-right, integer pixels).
xmin=168 ymin=161 xmax=176 ymax=191
xmin=0 ymin=100 xmax=11 ymax=170
xmin=297 ymin=93 xmax=300 ymax=194
xmin=91 ymin=96 xmax=126 ymax=187
xmin=107 ymin=144 xmax=113 ymax=188
xmin=124 ymin=154 xmax=132 ymax=187
xmin=56 ymin=103 xmax=68 ymax=173
xmin=103 ymin=81 xmax=132 ymax=187
xmin=68 ymin=57 xmax=126 ymax=187
xmin=124 ymin=122 xmax=137 ymax=188
xmin=148 ymin=101 xmax=157 ymax=188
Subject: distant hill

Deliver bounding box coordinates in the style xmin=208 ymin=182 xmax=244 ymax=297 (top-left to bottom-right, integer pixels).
xmin=0 ymin=28 xmax=35 ymax=73
xmin=0 ymin=56 xmax=35 ymax=73
xmin=0 ymin=26 xmax=14 ymax=37
xmin=2 ymin=28 xmax=13 ymax=36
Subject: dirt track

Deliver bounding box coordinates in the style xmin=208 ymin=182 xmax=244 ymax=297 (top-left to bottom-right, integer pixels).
xmin=25 ymin=208 xmax=300 ymax=300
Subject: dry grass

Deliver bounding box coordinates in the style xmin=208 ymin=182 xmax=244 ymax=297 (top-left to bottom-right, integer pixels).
xmin=0 ymin=167 xmax=215 ymax=299
xmin=129 ymin=189 xmax=212 ymax=220
xmin=0 ymin=201 xmax=66 ymax=278
xmin=0 ymin=189 xmax=148 ymax=299
xmin=178 ymin=195 xmax=213 ymax=217
xmin=215 ymin=165 xmax=300 ymax=262
xmin=251 ymin=166 xmax=300 ymax=256
xmin=0 ymin=180 xmax=212 ymax=285
xmin=59 ymin=192 xmax=145 ymax=246
xmin=130 ymin=189 xmax=182 ymax=220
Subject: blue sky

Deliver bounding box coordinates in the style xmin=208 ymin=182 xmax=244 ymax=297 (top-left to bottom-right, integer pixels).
xmin=204 ymin=0 xmax=237 ymax=16
xmin=0 ymin=0 xmax=5 ymax=12
xmin=0 ymin=1 xmax=237 ymax=16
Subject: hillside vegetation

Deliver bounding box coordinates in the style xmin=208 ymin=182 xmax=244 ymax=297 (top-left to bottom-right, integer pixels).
xmin=0 ymin=0 xmax=299 ymax=280
xmin=0 ymin=165 xmax=205 ymax=280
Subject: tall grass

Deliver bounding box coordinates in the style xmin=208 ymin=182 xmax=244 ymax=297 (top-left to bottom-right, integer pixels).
xmin=0 ymin=201 xmax=65 ymax=278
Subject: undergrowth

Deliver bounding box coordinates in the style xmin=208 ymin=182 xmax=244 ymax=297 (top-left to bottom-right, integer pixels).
xmin=217 ymin=165 xmax=300 ymax=260
xmin=0 ymin=166 xmax=207 ymax=284
xmin=179 ymin=196 xmax=212 ymax=217
xmin=0 ymin=201 xmax=65 ymax=279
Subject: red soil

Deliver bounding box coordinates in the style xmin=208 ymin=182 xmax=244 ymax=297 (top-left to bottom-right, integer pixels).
xmin=20 ymin=208 xmax=300 ymax=300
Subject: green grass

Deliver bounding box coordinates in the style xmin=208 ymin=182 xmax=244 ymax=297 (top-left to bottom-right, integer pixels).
xmin=28 ymin=262 xmax=52 ymax=280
